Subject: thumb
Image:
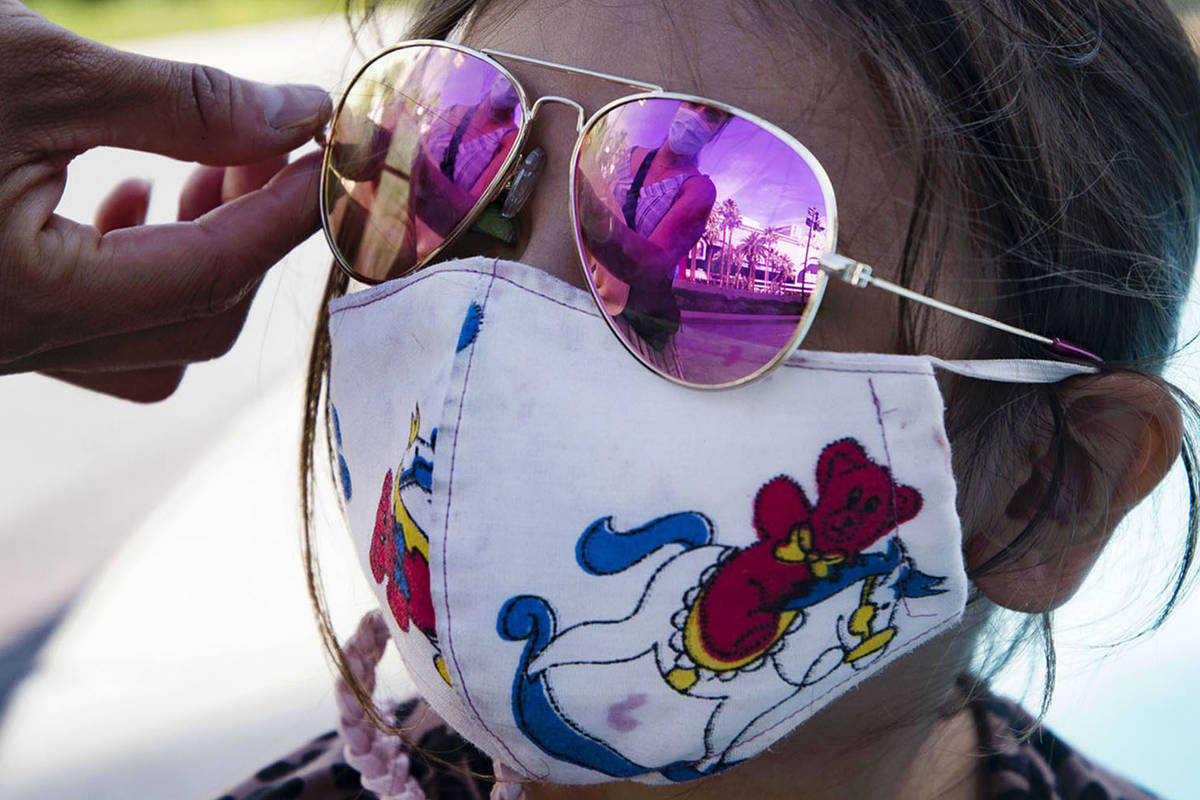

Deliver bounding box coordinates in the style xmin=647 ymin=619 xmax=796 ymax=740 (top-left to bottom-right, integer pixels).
xmin=8 ymin=7 xmax=331 ymax=163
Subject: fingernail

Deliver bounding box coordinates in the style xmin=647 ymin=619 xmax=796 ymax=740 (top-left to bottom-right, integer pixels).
xmin=260 ymin=83 xmax=331 ymax=131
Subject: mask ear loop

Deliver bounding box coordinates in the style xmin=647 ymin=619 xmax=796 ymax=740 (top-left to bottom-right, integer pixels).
xmin=336 ymin=611 xmax=528 ymax=800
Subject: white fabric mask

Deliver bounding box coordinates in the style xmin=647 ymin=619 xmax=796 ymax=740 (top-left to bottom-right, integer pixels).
xmin=327 ymin=257 xmax=1093 ymax=785
xmin=666 ymin=107 xmax=715 ymax=157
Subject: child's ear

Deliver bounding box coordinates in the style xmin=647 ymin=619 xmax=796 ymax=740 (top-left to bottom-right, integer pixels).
xmin=966 ymin=372 xmax=1182 ymax=612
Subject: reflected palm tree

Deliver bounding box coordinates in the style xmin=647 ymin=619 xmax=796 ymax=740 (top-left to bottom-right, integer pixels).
xmin=736 ymin=226 xmax=784 ymax=291
xmin=692 ymin=209 xmax=724 ymax=282
xmin=766 ymin=249 xmax=795 ymax=294
xmin=716 ymin=198 xmax=742 ymax=287
xmin=802 ymin=206 xmax=825 ymax=277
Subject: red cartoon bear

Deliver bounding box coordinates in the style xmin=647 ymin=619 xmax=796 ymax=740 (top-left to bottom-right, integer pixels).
xmin=367 ymin=465 xmax=448 ymax=690
xmin=368 ymin=408 xmax=451 ymax=684
xmin=370 ymin=469 xmax=437 ymax=640
xmin=683 ymin=439 xmax=922 ymax=675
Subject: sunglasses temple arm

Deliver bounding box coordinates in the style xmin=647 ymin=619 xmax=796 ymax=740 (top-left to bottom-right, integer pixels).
xmin=817 ymin=254 xmax=1103 ymax=363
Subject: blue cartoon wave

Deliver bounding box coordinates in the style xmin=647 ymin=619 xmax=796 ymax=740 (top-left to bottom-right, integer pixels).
xmin=576 ymin=512 xmax=712 ymax=576
xmin=778 ymin=538 xmax=945 ymax=612
xmin=398 ymin=454 xmax=433 ymax=493
xmin=497 ymin=595 xmax=650 ymax=779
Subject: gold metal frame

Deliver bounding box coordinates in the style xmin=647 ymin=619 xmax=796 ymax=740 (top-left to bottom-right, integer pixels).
xmin=473 ymin=47 xmax=840 ymax=389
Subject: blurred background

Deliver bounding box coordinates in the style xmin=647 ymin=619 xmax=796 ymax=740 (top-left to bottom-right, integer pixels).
xmin=0 ymin=2 xmax=1198 ymax=798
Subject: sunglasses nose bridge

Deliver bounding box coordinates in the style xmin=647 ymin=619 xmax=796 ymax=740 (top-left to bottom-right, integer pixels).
xmin=527 ymin=96 xmax=586 ymax=134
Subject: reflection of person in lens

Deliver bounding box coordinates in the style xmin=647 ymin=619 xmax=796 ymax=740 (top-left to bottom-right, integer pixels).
xmin=580 ymin=102 xmax=729 ymax=378
xmin=328 ymin=69 xmax=521 ymax=279
xmin=410 ymin=75 xmax=521 ymax=238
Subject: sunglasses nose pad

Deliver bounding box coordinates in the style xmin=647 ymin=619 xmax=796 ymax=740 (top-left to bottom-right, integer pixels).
xmin=501 ymin=147 xmax=548 ymax=218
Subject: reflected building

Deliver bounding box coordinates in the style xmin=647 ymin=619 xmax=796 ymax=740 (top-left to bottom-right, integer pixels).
xmin=681 ymin=209 xmax=828 ymax=295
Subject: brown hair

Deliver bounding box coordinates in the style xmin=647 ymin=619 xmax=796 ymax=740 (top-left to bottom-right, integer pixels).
xmin=303 ymin=0 xmax=1200 ymax=751
xmin=807 ymin=0 xmax=1200 ymax=710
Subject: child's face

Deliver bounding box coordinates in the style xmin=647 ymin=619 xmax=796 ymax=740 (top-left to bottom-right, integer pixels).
xmin=438 ymin=0 xmax=987 ymax=793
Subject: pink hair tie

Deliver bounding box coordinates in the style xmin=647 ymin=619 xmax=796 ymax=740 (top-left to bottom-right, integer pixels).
xmin=337 ymin=611 xmax=528 ymax=800
xmin=336 ymin=611 xmax=426 ymax=800
xmin=490 ymin=761 xmax=529 ymax=800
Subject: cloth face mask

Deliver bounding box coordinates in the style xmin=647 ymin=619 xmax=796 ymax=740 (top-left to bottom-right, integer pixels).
xmin=327 ymin=257 xmax=1093 ymax=786
xmin=666 ymin=106 xmax=716 ymax=156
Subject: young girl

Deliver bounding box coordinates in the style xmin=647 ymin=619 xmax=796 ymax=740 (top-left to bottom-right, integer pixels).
xmin=225 ymin=1 xmax=1200 ymax=798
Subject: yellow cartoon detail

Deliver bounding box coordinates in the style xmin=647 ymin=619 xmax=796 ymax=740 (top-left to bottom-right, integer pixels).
xmin=393 ymin=468 xmax=431 ymax=563
xmin=843 ymin=575 xmax=897 ymax=664
xmin=772 ymin=525 xmax=845 ymax=578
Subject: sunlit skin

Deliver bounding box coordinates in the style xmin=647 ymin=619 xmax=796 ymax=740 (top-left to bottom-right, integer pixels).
xmin=417 ymin=0 xmax=1183 ymax=797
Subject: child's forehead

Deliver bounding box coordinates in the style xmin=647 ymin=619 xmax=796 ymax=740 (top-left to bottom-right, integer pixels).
xmin=464 ymin=0 xmax=848 ymax=122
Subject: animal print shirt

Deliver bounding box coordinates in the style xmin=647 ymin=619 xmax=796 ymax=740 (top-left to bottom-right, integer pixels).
xmin=216 ymin=691 xmax=1158 ymax=800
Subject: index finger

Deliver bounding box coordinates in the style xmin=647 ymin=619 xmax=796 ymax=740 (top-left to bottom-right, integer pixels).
xmin=5 ymin=8 xmax=331 ymax=164
xmin=11 ymin=152 xmax=324 ymax=359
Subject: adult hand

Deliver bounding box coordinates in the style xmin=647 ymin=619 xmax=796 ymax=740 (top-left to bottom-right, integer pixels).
xmin=0 ymin=1 xmax=333 ymax=401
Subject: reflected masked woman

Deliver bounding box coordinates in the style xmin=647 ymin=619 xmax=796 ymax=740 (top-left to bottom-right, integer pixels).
xmin=327 ymin=71 xmax=521 ymax=278
xmin=412 ymin=74 xmax=522 ymax=237
xmin=581 ymin=102 xmax=730 ymax=379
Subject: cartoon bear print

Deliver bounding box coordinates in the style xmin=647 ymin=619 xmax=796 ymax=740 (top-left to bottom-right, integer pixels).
xmin=511 ymin=437 xmax=938 ymax=778
xmin=671 ymin=438 xmax=922 ymax=687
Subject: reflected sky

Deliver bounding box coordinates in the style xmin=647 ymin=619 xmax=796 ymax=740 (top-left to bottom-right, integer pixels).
xmin=348 ymin=46 xmax=521 ymax=128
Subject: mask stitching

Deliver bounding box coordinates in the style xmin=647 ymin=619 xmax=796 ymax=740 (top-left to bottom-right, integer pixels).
xmin=866 ymin=378 xmax=943 ymax=619
xmin=331 ymin=276 xmax=939 ymax=376
xmin=867 ymin=377 xmax=914 ymax=627
xmin=436 ymin=261 xmax=535 ymax=775
xmin=330 ymin=268 xmax=600 ymax=319
xmin=870 ymin=375 xmax=945 ymax=623
xmin=868 ymin=378 xmax=900 ymax=533
xmin=331 ymin=271 xmax=1045 ymax=380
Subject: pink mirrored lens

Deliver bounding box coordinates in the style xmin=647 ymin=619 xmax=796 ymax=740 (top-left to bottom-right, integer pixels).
xmin=324 ymin=45 xmax=523 ymax=282
xmin=575 ymin=98 xmax=831 ymax=385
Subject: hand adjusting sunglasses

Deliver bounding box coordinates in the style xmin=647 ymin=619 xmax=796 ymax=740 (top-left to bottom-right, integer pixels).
xmin=319 ymin=40 xmax=1101 ymax=389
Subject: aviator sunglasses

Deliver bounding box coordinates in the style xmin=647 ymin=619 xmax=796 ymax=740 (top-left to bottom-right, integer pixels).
xmin=319 ymin=40 xmax=1101 ymax=389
